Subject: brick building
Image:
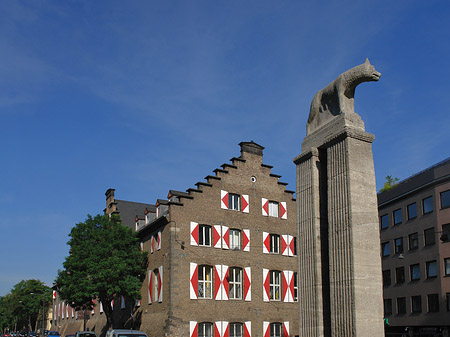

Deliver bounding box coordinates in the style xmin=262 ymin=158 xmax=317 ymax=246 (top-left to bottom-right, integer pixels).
xmin=54 ymin=141 xmax=299 ymax=337
xmin=378 ymin=158 xmax=450 ymax=335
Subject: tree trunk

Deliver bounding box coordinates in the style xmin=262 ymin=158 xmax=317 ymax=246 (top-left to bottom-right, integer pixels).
xmin=100 ymin=297 xmax=114 ymax=329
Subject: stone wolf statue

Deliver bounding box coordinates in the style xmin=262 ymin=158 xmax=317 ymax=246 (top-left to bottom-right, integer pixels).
xmin=306 ymin=58 xmax=381 ymax=135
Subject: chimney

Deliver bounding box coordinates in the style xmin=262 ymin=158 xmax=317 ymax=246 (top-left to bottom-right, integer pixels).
xmin=105 ymin=188 xmax=116 ymax=215
xmin=239 ymin=141 xmax=264 ymax=162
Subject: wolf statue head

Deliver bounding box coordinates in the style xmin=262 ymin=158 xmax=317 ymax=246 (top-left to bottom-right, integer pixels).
xmin=306 ymin=58 xmax=381 ymax=135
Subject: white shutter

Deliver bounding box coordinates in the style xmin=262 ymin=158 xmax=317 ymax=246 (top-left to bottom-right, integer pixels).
xmin=283 ymin=322 xmax=290 ymax=337
xmin=280 ymin=202 xmax=287 ymax=219
xmin=281 ymin=234 xmax=289 ymax=256
xmin=215 ymin=264 xmax=222 ymax=301
xmin=150 ymin=235 xmax=154 ymax=254
xmin=288 ymin=235 xmax=294 ymax=256
xmin=244 ymin=322 xmax=251 ymax=337
xmin=243 ymin=229 xmax=250 ymax=252
xmin=221 ymin=190 xmax=229 ymax=209
xmin=241 ymin=194 xmax=249 ymax=213
xmin=214 ymin=225 xmax=222 ymax=249
xmin=157 ymin=231 xmax=162 ymax=250
xmin=222 ymin=226 xmax=229 ymax=250
xmin=262 ymin=198 xmax=269 ymax=216
xmin=190 ymin=321 xmax=198 ymax=337
xmin=190 ymin=222 xmax=199 ymax=246
xmin=262 ymin=268 xmax=270 ymax=302
xmin=244 ymin=267 xmax=251 ymax=301
xmin=158 ymin=265 xmax=163 ymax=302
xmin=190 ymin=262 xmax=198 ymax=299
xmin=148 ymin=270 xmax=153 ymax=304
xmin=262 ymin=231 xmax=270 ymax=254
xmin=222 ymin=265 xmax=229 ymax=301
xmin=263 ymin=322 xmax=270 ymax=337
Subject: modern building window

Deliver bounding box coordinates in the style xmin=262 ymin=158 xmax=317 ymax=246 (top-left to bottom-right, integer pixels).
xmin=411 ymin=295 xmax=422 ymax=313
xmin=293 ymin=272 xmax=298 ymax=302
xmin=397 ymin=297 xmax=406 ymax=314
xmin=446 ymin=293 xmax=450 ymax=312
xmin=393 ymin=209 xmax=402 ymax=225
xmin=407 ymin=203 xmax=417 ymax=220
xmin=229 ymin=323 xmax=243 ymax=337
xmin=441 ymin=190 xmax=450 ymax=209
xmin=410 ymin=264 xmax=420 ymax=281
xmin=445 ymin=258 xmax=450 ymax=276
xmin=229 ymin=193 xmax=240 ymax=211
xmin=293 ymin=237 xmax=297 ymax=256
xmin=409 ymin=233 xmax=419 ymax=250
xmin=395 ymin=267 xmax=405 ymax=284
xmin=424 ymin=228 xmax=436 ymax=246
xmin=199 ymin=225 xmax=212 ymax=247
xmin=426 ymin=260 xmax=437 ymax=278
xmin=428 ymin=294 xmax=439 ymax=312
xmin=229 ymin=229 xmax=241 ymax=250
xmin=442 ymin=224 xmax=450 ymax=242
xmin=423 ymin=196 xmax=433 ymax=214
xmin=383 ymin=270 xmax=391 ymax=287
xmin=382 ymin=242 xmax=390 ymax=257
xmin=198 ymin=323 xmax=213 ymax=337
xmin=270 ymin=323 xmax=282 ymax=337
xmin=229 ymin=267 xmax=242 ymax=300
xmin=380 ymin=214 xmax=389 ymax=230
xmin=384 ymin=298 xmax=392 ymax=316
xmin=394 ymin=237 xmax=404 ymax=254
xmin=198 ymin=265 xmax=213 ymax=299
xmin=269 ymin=270 xmax=281 ymax=301
xmin=268 ymin=201 xmax=279 ymax=217
xmin=270 ymin=234 xmax=280 ymax=254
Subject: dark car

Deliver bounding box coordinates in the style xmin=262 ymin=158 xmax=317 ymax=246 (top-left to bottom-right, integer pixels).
xmin=47 ymin=332 xmax=60 ymax=337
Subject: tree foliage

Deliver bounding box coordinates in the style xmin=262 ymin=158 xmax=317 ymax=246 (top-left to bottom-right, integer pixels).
xmin=0 ymin=279 xmax=51 ymax=333
xmin=55 ymin=214 xmax=148 ymax=329
xmin=379 ymin=175 xmax=400 ymax=193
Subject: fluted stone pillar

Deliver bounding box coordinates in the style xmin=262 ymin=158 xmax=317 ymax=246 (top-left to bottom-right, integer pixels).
xmin=294 ymin=113 xmax=384 ymax=337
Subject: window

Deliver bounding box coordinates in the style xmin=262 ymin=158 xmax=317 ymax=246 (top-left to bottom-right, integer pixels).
xmin=229 ymin=267 xmax=242 ymax=300
xmin=384 ymin=299 xmax=392 ymax=316
xmin=293 ymin=237 xmax=297 ymax=256
xmin=293 ymin=272 xmax=298 ymax=302
xmin=424 ymin=228 xmax=436 ymax=246
xmin=381 ymin=242 xmax=390 ymax=257
xmin=382 ymin=270 xmax=391 ymax=286
xmin=411 ymin=296 xmax=422 ymax=313
xmin=229 ymin=323 xmax=243 ymax=337
xmin=270 ymin=234 xmax=280 ymax=254
xmin=394 ymin=237 xmax=404 ymax=254
xmin=270 ymin=323 xmax=282 ymax=337
xmin=198 ymin=265 xmax=213 ymax=299
xmin=409 ymin=233 xmax=419 ymax=250
xmin=198 ymin=323 xmax=213 ymax=337
xmin=395 ymin=267 xmax=405 ymax=284
xmin=441 ymin=190 xmax=450 ymax=209
xmin=428 ymin=294 xmax=439 ymax=312
xmin=269 ymin=271 xmax=281 ymax=301
xmin=153 ymin=269 xmax=159 ymax=302
xmin=397 ymin=297 xmax=406 ymax=314
xmin=199 ymin=225 xmax=211 ymax=247
xmin=423 ymin=196 xmax=433 ymax=214
xmin=393 ymin=209 xmax=402 ymax=225
xmin=410 ymin=264 xmax=420 ymax=281
xmin=229 ymin=193 xmax=240 ymax=211
xmin=229 ymin=229 xmax=241 ymax=250
xmin=407 ymin=203 xmax=417 ymax=220
xmin=426 ymin=260 xmax=437 ymax=278
xmin=442 ymin=224 xmax=450 ymax=242
xmin=446 ymin=293 xmax=450 ymax=312
xmin=380 ymin=214 xmax=389 ymax=229
xmin=268 ymin=201 xmax=279 ymax=217
xmin=445 ymin=258 xmax=450 ymax=276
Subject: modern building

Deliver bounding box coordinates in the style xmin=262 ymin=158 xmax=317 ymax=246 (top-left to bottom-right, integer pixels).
xmin=54 ymin=141 xmax=299 ymax=337
xmin=378 ymin=158 xmax=450 ymax=336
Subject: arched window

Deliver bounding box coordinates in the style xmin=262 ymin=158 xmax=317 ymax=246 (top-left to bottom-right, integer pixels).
xmin=229 ymin=323 xmax=243 ymax=337
xmin=270 ymin=323 xmax=282 ymax=337
xmin=198 ymin=322 xmax=213 ymax=337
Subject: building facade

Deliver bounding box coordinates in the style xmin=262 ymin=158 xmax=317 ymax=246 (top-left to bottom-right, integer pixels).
xmin=378 ymin=158 xmax=450 ymax=335
xmin=54 ymin=142 xmax=299 ymax=337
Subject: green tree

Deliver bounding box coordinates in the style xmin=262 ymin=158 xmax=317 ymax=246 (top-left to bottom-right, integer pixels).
xmin=55 ymin=214 xmax=148 ymax=329
xmin=379 ymin=175 xmax=400 ymax=193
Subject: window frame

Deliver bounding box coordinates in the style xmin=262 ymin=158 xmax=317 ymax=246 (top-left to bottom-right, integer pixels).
xmin=409 ymin=232 xmax=419 ymax=250
xmin=197 ymin=265 xmax=213 ymax=299
xmin=394 ymin=237 xmax=404 ymax=254
xmin=445 ymin=258 xmax=450 ymax=276
xmin=427 ymin=294 xmax=439 ymax=313
xmin=269 ymin=270 xmax=281 ymax=301
xmin=426 ymin=260 xmax=437 ymax=278
xmin=424 ymin=228 xmax=436 ymax=246
xmin=384 ymin=298 xmax=392 ymax=316
xmin=229 ymin=229 xmax=242 ymax=250
xmin=382 ymin=269 xmax=391 ymax=287
xmin=381 ymin=241 xmax=390 ymax=257
xmin=411 ymin=295 xmax=422 ymax=314
xmin=410 ymin=264 xmax=420 ymax=281
xmin=228 ymin=267 xmax=243 ymax=300
xmin=268 ymin=201 xmax=279 ymax=218
xmin=407 ymin=203 xmax=417 ymax=220
xmin=422 ymin=196 xmax=433 ymax=214
xmin=270 ymin=323 xmax=282 ymax=337
xmin=380 ymin=214 xmax=389 ymax=230
xmin=198 ymin=323 xmax=213 ymax=337
xmin=395 ymin=267 xmax=405 ymax=284
xmin=293 ymin=272 xmax=298 ymax=302
xmin=198 ymin=225 xmax=212 ymax=247
xmin=393 ymin=208 xmax=402 ymax=225
xmin=229 ymin=323 xmax=243 ymax=337
xmin=269 ymin=234 xmax=280 ymax=254
xmin=228 ymin=193 xmax=240 ymax=211
xmin=441 ymin=190 xmax=450 ymax=209
xmin=397 ymin=297 xmax=406 ymax=314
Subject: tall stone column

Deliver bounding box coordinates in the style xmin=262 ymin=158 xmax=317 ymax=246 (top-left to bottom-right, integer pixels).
xmin=294 ymin=59 xmax=384 ymax=337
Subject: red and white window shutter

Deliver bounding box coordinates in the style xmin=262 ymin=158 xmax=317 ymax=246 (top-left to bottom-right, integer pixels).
xmin=244 ymin=322 xmax=251 ymax=337
xmin=262 ymin=269 xmax=270 ymax=302
xmin=148 ymin=270 xmax=153 ymax=304
xmin=262 ymin=232 xmax=270 ymax=254
xmin=214 ymin=265 xmax=229 ymax=300
xmin=157 ymin=231 xmax=162 ymax=250
xmin=263 ymin=322 xmax=270 ymax=337
xmin=52 ymin=291 xmax=56 ymax=299
xmin=244 ymin=267 xmax=251 ymax=301
xmin=215 ymin=321 xmax=229 ymax=337
xmin=282 ymin=271 xmax=294 ymax=303
xmin=190 ymin=222 xmax=199 ymax=246
xmin=222 ymin=226 xmax=229 ymax=250
xmin=150 ymin=235 xmax=154 ymax=254
xmin=221 ymin=190 xmax=229 ymax=209
xmin=283 ymin=322 xmax=290 ymax=337
xmin=190 ymin=262 xmax=198 ymax=299
xmin=241 ymin=195 xmax=249 ymax=213
xmin=213 ymin=225 xmax=222 ymax=249
xmin=190 ymin=321 xmax=198 ymax=337
xmin=243 ymin=229 xmax=250 ymax=252
xmin=280 ymin=202 xmax=287 ymax=219
xmin=288 ymin=235 xmax=295 ymax=256
xmin=158 ymin=265 xmax=163 ymax=302
xmin=281 ymin=235 xmax=289 ymax=256
xmin=262 ymin=198 xmax=269 ymax=216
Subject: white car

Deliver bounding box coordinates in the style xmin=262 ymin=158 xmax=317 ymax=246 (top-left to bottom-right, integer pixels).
xmin=105 ymin=330 xmax=147 ymax=337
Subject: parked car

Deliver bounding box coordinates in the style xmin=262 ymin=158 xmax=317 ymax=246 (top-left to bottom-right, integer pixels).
xmin=47 ymin=332 xmax=60 ymax=337
xmin=105 ymin=330 xmax=148 ymax=337
xmin=75 ymin=332 xmax=97 ymax=337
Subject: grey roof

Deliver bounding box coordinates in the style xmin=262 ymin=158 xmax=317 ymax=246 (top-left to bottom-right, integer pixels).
xmin=115 ymin=199 xmax=155 ymax=230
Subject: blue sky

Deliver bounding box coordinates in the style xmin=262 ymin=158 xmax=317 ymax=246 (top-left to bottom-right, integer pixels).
xmin=1 ymin=1 xmax=449 ymax=296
